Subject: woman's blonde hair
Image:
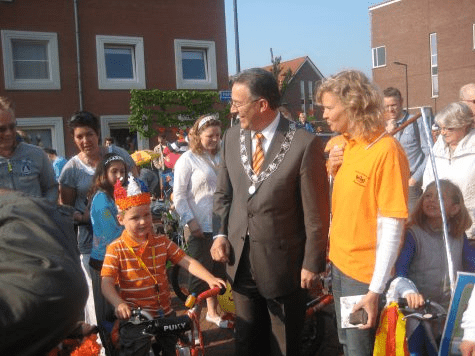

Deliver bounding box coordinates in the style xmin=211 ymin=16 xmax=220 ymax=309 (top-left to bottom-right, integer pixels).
xmin=408 ymin=179 xmax=472 ymax=238
xmin=189 ymin=113 xmax=221 ymax=155
xmin=316 ymin=70 xmax=385 ymax=140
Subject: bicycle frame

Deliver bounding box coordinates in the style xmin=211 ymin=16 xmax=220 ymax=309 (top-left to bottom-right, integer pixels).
xmin=129 ymin=286 xmax=225 ymax=356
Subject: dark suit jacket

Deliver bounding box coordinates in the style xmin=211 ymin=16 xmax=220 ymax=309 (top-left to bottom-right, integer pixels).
xmin=213 ymin=116 xmax=330 ymax=299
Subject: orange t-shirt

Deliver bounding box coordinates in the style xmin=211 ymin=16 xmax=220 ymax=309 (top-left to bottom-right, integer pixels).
xmin=102 ymin=230 xmax=185 ymax=317
xmin=328 ymin=134 xmax=409 ymax=284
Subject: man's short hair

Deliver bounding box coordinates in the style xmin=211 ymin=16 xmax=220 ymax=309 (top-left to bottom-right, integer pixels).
xmin=232 ymin=68 xmax=281 ymax=110
xmin=383 ymin=87 xmax=403 ymax=101
xmin=460 ymin=83 xmax=475 ymax=100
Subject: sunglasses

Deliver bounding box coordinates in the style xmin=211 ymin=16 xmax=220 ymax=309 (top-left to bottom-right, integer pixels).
xmin=0 ymin=122 xmax=16 ymax=134
xmin=70 ymin=112 xmax=98 ymax=125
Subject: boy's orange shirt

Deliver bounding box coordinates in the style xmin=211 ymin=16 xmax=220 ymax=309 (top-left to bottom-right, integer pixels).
xmin=101 ymin=230 xmax=185 ymax=317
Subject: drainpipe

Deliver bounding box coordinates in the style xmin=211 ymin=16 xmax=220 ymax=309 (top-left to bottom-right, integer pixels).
xmin=73 ymin=0 xmax=84 ymax=110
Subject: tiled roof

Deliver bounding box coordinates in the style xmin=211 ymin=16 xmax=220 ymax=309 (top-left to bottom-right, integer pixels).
xmin=262 ymin=56 xmax=307 ymax=83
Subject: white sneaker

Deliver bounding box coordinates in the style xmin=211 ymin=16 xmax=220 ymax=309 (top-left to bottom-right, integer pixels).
xmin=205 ymin=314 xmax=229 ymax=328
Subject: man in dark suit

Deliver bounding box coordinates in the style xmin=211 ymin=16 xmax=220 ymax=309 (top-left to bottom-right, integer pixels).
xmin=211 ymin=68 xmax=330 ymax=355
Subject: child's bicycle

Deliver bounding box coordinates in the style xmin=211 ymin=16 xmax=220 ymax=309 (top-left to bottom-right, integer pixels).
xmin=127 ymin=286 xmax=226 ymax=356
xmin=171 ymin=263 xmax=342 ymax=356
xmin=300 ymin=271 xmax=343 ymax=356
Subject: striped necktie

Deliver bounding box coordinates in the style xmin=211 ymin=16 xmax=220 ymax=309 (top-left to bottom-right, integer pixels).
xmin=252 ymin=132 xmax=264 ymax=174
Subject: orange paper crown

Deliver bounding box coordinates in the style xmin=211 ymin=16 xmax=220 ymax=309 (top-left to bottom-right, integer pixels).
xmin=114 ymin=173 xmax=151 ymax=211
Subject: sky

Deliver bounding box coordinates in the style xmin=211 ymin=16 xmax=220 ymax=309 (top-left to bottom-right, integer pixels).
xmin=224 ymin=0 xmax=380 ymax=78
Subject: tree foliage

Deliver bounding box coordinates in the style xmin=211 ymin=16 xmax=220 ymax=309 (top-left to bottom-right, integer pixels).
xmin=270 ymin=54 xmax=293 ymax=96
xmin=129 ymin=89 xmax=229 ymax=138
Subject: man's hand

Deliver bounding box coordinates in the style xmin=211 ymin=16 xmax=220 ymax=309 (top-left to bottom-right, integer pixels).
xmin=460 ymin=341 xmax=475 ymax=356
xmin=188 ymin=219 xmax=204 ymax=238
xmin=352 ymin=291 xmax=380 ymax=329
xmin=327 ymin=144 xmax=345 ymax=178
xmin=408 ymin=177 xmax=417 ymax=186
xmin=301 ymin=268 xmax=319 ymax=289
xmin=386 ymin=119 xmax=398 ymax=133
xmin=210 ymin=236 xmax=230 ymax=263
xmin=116 ymin=302 xmax=131 ymax=320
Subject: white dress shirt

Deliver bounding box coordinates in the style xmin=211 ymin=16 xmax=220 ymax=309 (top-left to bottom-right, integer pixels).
xmin=174 ymin=150 xmax=220 ymax=233
xmin=251 ymin=112 xmax=280 ymax=156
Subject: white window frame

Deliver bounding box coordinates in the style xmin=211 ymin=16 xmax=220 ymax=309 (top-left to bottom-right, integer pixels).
xmin=100 ymin=115 xmax=148 ymax=150
xmin=372 ymin=46 xmax=386 ymax=68
xmin=96 ymin=35 xmax=146 ymax=90
xmin=1 ymin=30 xmax=60 ymax=90
xmin=174 ymin=39 xmax=217 ymax=90
xmin=430 ymin=33 xmax=439 ymax=98
xmin=16 ymin=117 xmax=65 ymax=156
xmin=308 ymin=81 xmax=314 ymax=106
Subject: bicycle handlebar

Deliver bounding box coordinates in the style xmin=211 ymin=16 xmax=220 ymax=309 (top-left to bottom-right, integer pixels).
xmin=349 ymin=297 xmax=446 ymax=325
xmin=195 ymin=286 xmax=226 ymax=304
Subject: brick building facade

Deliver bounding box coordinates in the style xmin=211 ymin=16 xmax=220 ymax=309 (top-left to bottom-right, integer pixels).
xmin=0 ymin=0 xmax=228 ymax=156
xmin=263 ymin=56 xmax=325 ymax=121
xmin=370 ymin=0 xmax=475 ymax=114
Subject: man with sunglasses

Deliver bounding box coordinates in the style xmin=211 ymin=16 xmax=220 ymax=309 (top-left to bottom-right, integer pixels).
xmin=460 ymin=83 xmax=475 ymax=118
xmin=0 ymin=97 xmax=57 ymax=202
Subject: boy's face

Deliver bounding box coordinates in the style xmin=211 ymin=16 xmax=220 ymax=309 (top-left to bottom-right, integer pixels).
xmin=118 ymin=204 xmax=153 ymax=241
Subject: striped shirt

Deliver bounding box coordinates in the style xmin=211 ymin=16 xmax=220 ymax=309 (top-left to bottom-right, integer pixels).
xmin=101 ymin=230 xmax=185 ymax=317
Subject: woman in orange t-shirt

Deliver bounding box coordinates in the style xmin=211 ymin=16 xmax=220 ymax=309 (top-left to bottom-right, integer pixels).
xmin=316 ymin=70 xmax=410 ymax=356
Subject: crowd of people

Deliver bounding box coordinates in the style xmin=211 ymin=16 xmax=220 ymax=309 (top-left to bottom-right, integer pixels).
xmin=1 ymin=76 xmax=475 ymax=356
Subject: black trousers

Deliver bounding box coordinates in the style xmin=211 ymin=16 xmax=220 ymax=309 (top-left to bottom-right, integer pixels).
xmin=232 ymin=238 xmax=306 ymax=356
xmin=119 ymin=320 xmax=177 ymax=356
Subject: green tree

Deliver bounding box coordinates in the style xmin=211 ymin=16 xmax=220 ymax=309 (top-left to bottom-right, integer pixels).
xmin=128 ymin=89 xmax=229 ymax=138
xmin=270 ymin=49 xmax=292 ymax=96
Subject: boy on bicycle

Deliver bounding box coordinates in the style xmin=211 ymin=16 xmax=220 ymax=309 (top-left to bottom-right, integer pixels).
xmin=101 ymin=174 xmax=225 ymax=356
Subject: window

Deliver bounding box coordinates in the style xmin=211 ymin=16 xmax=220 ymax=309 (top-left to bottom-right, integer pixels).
xmin=300 ymin=80 xmax=306 ymax=113
xmin=308 ymin=81 xmax=314 ymax=106
xmin=1 ymin=30 xmax=60 ymax=90
xmin=430 ymin=33 xmax=439 ymax=97
xmin=372 ymin=46 xmax=386 ymax=68
xmin=174 ymin=39 xmax=217 ymax=90
xmin=100 ymin=116 xmax=148 ymax=150
xmin=96 ymin=35 xmax=146 ymax=90
xmin=16 ymin=117 xmax=65 ymax=156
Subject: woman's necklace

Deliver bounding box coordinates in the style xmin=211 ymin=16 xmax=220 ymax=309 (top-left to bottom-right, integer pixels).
xmin=81 ymin=147 xmax=104 ymax=168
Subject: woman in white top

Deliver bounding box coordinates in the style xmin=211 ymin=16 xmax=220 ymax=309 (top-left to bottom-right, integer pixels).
xmin=174 ymin=113 xmax=228 ymax=327
xmin=423 ymin=102 xmax=475 ymax=239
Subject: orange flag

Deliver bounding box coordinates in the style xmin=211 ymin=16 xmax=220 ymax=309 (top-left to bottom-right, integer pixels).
xmin=373 ymin=302 xmax=409 ymax=356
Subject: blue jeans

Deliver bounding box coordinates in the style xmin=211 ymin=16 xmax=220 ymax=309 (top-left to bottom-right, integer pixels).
xmin=332 ymin=264 xmax=376 ymax=356
xmin=407 ymin=323 xmax=438 ymax=356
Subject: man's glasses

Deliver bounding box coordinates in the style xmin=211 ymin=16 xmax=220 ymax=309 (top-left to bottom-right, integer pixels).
xmin=0 ymin=123 xmax=16 ymax=134
xmin=230 ymin=99 xmax=260 ymax=109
